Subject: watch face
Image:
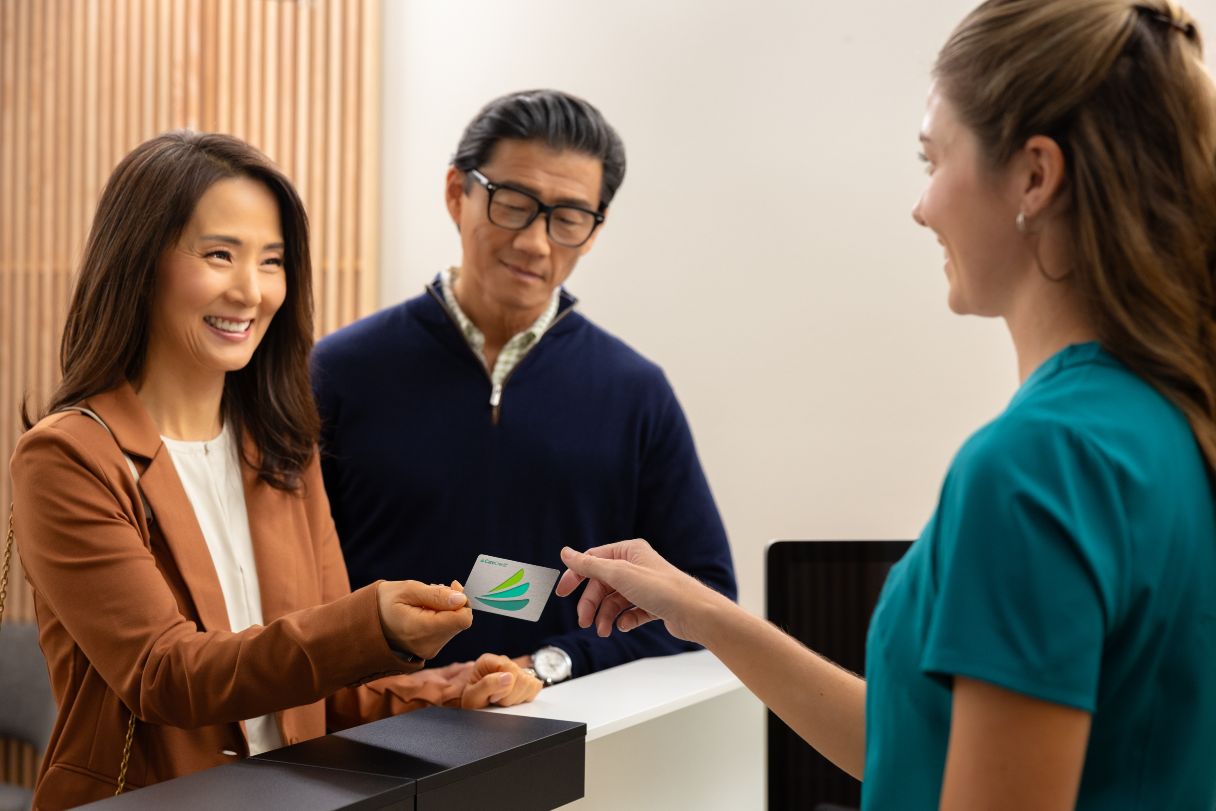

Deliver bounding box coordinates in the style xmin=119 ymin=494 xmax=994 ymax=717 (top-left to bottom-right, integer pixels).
xmin=534 ymin=648 xmax=571 ymax=682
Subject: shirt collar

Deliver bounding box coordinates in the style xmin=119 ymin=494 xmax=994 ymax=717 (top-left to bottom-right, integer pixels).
xmin=440 ymin=266 xmax=562 ymax=347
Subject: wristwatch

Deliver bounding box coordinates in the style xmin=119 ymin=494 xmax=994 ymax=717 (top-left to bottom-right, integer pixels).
xmin=531 ymin=645 xmax=573 ymax=685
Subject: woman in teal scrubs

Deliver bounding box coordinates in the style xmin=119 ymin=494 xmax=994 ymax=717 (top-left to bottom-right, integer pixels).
xmin=555 ymin=1 xmax=1216 ymax=808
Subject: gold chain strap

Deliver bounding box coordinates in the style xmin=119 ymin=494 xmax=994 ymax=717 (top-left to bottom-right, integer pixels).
xmin=115 ymin=712 xmax=135 ymax=795
xmin=0 ymin=506 xmax=13 ymax=627
xmin=4 ymin=503 xmax=135 ymax=794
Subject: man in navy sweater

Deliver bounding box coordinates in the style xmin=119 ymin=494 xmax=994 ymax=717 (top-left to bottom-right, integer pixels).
xmin=311 ymin=89 xmax=736 ymax=683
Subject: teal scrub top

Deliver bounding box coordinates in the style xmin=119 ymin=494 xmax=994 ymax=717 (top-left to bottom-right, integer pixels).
xmin=863 ymin=343 xmax=1216 ymax=809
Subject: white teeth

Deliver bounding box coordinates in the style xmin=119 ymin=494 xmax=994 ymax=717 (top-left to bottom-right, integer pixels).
xmin=205 ymin=316 xmax=252 ymax=334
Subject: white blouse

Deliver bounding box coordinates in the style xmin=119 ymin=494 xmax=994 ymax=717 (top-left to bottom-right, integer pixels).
xmin=161 ymin=423 xmax=284 ymax=757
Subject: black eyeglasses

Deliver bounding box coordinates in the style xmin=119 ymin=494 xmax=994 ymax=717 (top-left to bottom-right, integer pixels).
xmin=468 ymin=169 xmax=604 ymax=248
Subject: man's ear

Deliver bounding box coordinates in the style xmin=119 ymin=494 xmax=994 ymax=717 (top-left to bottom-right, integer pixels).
xmin=1017 ymin=135 xmax=1067 ymax=220
xmin=445 ymin=166 xmax=465 ymax=228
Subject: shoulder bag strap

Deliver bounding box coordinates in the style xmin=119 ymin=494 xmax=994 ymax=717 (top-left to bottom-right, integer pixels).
xmin=0 ymin=508 xmax=13 ymax=628
xmin=4 ymin=406 xmax=147 ymax=794
xmin=58 ymin=406 xmax=153 ymax=525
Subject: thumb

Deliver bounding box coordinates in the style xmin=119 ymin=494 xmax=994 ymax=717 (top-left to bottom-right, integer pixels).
xmin=561 ymin=546 xmax=615 ymax=581
xmin=471 ymin=653 xmax=511 ymax=679
xmin=405 ymin=581 xmax=468 ymax=611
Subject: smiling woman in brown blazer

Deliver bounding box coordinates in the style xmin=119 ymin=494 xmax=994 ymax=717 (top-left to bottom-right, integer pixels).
xmin=9 ymin=131 xmax=541 ymax=810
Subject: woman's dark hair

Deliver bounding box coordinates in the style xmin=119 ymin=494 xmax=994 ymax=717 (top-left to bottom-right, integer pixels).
xmin=451 ymin=89 xmax=627 ymax=210
xmin=24 ymin=130 xmax=318 ymax=491
xmin=936 ymin=0 xmax=1216 ymax=471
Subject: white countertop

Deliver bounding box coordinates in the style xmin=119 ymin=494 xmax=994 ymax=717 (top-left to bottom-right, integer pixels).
xmin=486 ymin=649 xmax=743 ymax=742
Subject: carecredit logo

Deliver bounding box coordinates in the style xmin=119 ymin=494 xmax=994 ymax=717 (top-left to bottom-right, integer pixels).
xmin=475 ymin=568 xmax=530 ymax=611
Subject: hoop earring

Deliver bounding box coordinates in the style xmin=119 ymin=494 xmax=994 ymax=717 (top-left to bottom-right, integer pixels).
xmin=1031 ymin=238 xmax=1072 ymax=282
xmin=1018 ymin=210 xmax=1071 ymax=281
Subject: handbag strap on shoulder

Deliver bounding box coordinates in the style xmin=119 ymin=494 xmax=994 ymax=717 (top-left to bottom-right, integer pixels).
xmin=57 ymin=406 xmax=152 ymax=524
xmin=48 ymin=405 xmax=143 ymax=793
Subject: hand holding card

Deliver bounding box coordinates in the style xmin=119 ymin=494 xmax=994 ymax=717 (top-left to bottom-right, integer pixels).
xmin=376 ymin=579 xmax=473 ymax=660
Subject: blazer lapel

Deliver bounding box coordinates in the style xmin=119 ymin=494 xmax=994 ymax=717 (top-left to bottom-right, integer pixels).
xmin=241 ymin=438 xmax=301 ymax=622
xmin=86 ymin=384 xmax=233 ymax=634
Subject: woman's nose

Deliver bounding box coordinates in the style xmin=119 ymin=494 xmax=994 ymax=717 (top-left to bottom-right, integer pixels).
xmin=229 ymin=263 xmax=263 ymax=306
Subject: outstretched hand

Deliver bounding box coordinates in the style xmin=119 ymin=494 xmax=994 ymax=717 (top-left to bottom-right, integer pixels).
xmin=556 ymin=540 xmax=724 ymax=643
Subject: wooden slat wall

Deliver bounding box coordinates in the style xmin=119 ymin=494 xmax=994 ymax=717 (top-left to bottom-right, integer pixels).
xmin=0 ymin=0 xmax=382 ymax=790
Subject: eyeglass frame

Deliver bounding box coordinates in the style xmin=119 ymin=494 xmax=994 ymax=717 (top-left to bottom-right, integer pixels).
xmin=467 ymin=168 xmax=605 ymax=248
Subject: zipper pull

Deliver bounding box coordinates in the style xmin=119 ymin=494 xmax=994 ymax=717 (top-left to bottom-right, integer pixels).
xmin=490 ymin=383 xmax=502 ymax=425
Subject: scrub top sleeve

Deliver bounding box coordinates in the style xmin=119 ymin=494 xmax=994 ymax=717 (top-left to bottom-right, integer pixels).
xmin=920 ymin=419 xmax=1122 ymax=712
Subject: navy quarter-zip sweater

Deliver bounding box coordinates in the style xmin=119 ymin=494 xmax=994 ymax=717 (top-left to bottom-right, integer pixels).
xmin=310 ymin=280 xmax=737 ymax=675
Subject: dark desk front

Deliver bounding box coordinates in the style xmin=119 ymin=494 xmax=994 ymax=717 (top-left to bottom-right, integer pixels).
xmin=79 ymin=707 xmax=586 ymax=811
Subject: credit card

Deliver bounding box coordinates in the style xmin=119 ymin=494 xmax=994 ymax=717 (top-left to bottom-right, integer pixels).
xmin=463 ymin=554 xmax=559 ymax=622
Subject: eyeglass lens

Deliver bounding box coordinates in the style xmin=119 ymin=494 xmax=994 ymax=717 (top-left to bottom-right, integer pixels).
xmin=488 ymin=186 xmax=596 ymax=247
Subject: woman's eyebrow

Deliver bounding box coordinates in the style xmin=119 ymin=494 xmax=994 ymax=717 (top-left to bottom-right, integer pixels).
xmin=199 ymin=234 xmax=284 ymax=250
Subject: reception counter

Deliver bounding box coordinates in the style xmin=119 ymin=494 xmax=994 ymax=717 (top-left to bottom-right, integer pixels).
xmin=493 ymin=650 xmax=764 ymax=809
xmin=79 ymin=650 xmax=763 ymax=810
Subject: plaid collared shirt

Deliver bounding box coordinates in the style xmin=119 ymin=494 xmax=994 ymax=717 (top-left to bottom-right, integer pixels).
xmin=440 ymin=267 xmax=561 ymax=389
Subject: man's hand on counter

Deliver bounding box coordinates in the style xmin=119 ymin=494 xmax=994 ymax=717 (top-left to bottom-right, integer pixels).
xmin=439 ymin=653 xmax=544 ymax=709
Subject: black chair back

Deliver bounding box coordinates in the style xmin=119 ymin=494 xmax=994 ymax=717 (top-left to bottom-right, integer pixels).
xmin=0 ymin=622 xmax=55 ymax=757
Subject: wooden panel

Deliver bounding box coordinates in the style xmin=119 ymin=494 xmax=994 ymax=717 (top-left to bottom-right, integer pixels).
xmin=0 ymin=0 xmax=383 ymax=790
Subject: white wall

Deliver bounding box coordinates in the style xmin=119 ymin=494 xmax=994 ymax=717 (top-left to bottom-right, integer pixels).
xmin=379 ymin=0 xmax=1216 ymax=616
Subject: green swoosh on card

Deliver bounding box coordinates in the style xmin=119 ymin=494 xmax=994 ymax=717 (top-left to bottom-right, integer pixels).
xmin=475 ymin=596 xmax=530 ymax=612
xmin=481 ymin=582 xmax=530 ymax=600
xmin=487 ymin=568 xmax=526 ymax=594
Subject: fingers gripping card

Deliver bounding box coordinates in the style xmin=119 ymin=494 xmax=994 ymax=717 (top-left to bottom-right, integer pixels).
xmin=464 ymin=554 xmax=559 ymax=622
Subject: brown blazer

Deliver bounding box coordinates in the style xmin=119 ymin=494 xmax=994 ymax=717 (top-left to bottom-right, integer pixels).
xmin=10 ymin=384 xmax=444 ymax=809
